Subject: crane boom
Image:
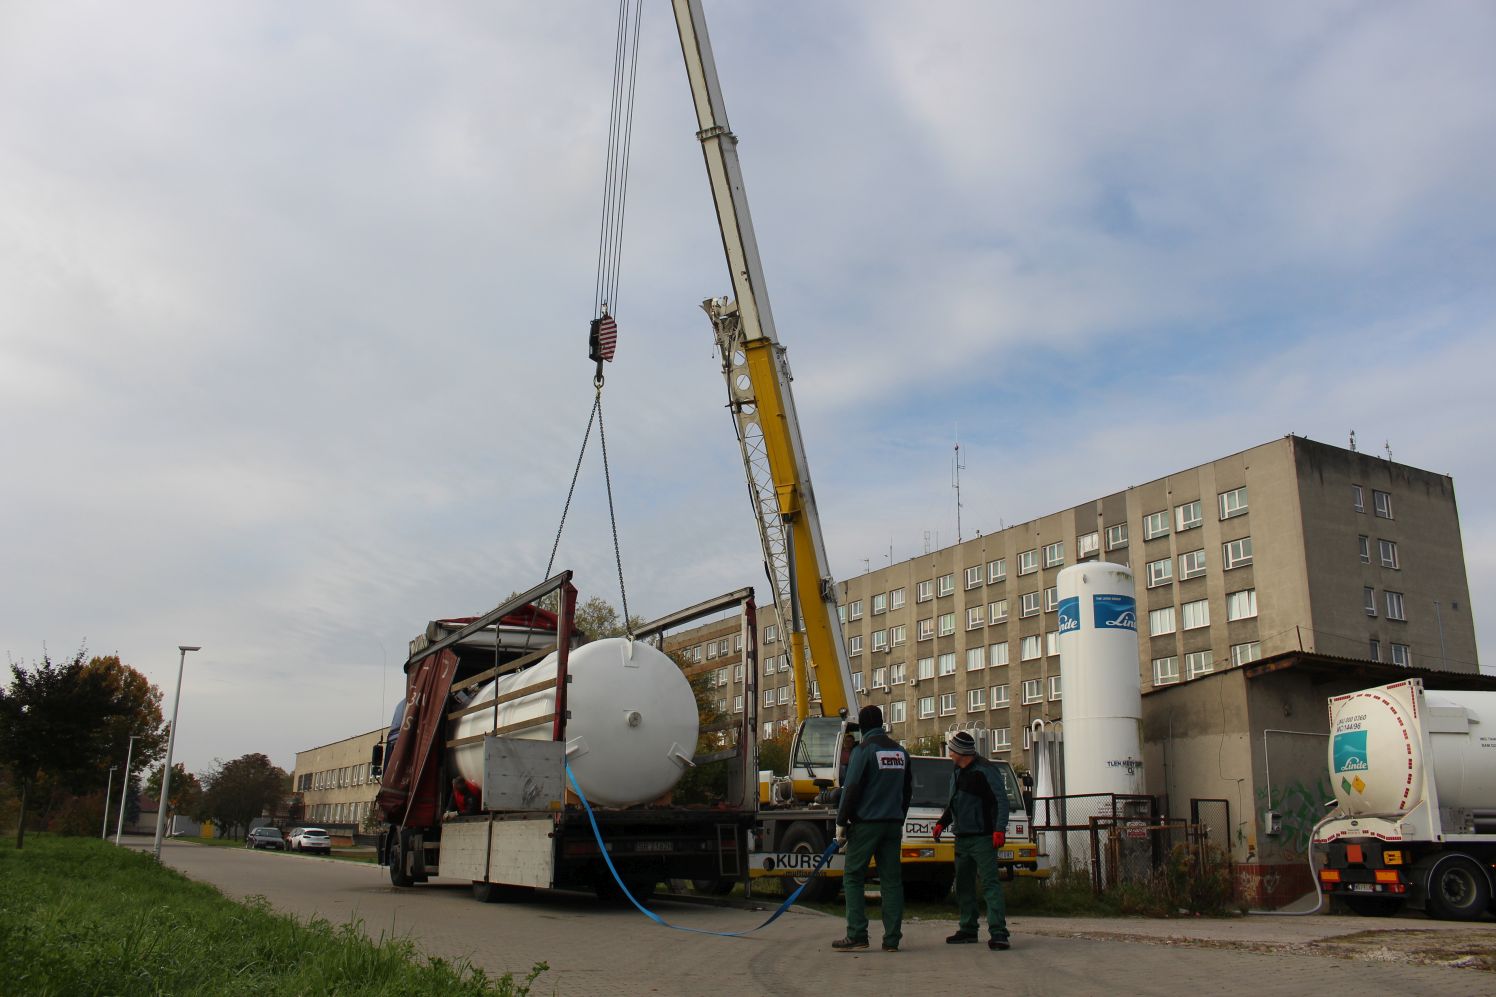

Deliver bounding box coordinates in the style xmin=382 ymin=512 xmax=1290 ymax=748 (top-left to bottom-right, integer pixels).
xmin=672 ymin=0 xmax=858 ymax=723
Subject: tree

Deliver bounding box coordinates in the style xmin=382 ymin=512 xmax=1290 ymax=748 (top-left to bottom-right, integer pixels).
xmin=197 ymin=753 xmax=288 ymax=839
xmin=81 ymin=655 xmax=168 ymax=781
xmin=145 ymin=763 xmax=202 ymax=818
xmin=757 ymin=729 xmax=794 ymax=777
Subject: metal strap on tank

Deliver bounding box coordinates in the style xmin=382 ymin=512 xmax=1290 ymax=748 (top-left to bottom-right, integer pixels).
xmin=564 ymin=761 xmax=839 ymax=937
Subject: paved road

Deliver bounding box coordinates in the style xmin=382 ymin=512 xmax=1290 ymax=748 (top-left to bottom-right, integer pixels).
xmin=132 ymin=838 xmax=1496 ymax=996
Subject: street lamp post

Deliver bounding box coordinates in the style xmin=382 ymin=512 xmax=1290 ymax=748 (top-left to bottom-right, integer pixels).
xmin=153 ymin=645 xmax=201 ymax=861
xmin=115 ymin=734 xmax=141 ymax=845
xmin=101 ymin=766 xmax=118 ymax=839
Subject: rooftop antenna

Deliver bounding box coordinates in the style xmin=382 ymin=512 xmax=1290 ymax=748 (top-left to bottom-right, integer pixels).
xmin=923 ymin=530 xmax=932 ymax=555
xmin=1349 ymin=430 xmax=1357 ymax=452
xmin=1384 ymin=440 xmax=1393 ymax=462
xmin=952 ymin=435 xmax=965 ymax=544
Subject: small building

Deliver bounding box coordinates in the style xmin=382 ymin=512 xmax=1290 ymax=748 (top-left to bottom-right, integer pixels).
xmin=292 ymin=727 xmax=385 ymax=840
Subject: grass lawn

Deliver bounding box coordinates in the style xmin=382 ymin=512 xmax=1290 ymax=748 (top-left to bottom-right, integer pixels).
xmin=0 ymin=835 xmax=547 ymax=996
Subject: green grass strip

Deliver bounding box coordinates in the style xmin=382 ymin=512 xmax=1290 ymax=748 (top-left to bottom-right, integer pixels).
xmin=0 ymin=836 xmax=548 ymax=996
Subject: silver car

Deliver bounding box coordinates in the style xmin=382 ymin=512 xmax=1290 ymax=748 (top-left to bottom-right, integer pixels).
xmin=288 ymin=826 xmax=332 ymax=854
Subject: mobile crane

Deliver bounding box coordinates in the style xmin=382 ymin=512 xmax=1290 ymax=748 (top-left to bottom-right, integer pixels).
xmin=671 ymin=0 xmax=1036 ymax=899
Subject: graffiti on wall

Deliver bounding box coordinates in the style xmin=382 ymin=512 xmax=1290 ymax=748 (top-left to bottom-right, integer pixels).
xmin=1257 ymin=773 xmax=1335 ymax=852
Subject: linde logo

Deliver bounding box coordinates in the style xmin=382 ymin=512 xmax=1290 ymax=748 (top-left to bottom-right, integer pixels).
xmin=1093 ymin=593 xmax=1137 ymax=632
xmin=1333 ymin=730 xmax=1369 ymax=773
xmin=1057 ymin=596 xmax=1080 ymax=634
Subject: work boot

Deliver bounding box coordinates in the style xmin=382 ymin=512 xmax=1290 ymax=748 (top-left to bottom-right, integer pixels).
xmin=881 ymin=942 xmax=899 ymax=952
xmin=989 ymin=937 xmax=1011 ymax=951
xmin=831 ymin=937 xmax=868 ymax=951
xmin=946 ymin=931 xmax=979 ymax=944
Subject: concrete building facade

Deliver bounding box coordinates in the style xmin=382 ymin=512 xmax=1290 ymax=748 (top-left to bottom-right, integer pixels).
xmin=292 ymin=727 xmax=384 ymax=835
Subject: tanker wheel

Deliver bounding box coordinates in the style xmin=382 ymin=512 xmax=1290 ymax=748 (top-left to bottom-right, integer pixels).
xmin=1425 ymin=853 xmax=1490 ymax=921
xmin=778 ymin=822 xmax=837 ymax=903
xmin=1343 ymin=896 xmax=1403 ymax=917
xmin=387 ymin=829 xmax=414 ymax=888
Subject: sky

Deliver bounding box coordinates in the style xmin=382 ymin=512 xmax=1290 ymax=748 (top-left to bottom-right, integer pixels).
xmin=3 ymin=2 xmax=1493 ymax=776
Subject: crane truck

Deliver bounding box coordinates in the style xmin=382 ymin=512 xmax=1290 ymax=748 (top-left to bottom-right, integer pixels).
xmin=1314 ymin=678 xmax=1496 ymax=920
xmin=671 ymin=0 xmax=1036 ymax=900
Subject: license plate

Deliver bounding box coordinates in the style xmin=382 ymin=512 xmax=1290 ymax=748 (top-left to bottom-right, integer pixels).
xmin=636 ymin=841 xmax=673 ymax=853
xmin=998 ymin=850 xmax=1015 ymax=861
xmin=1349 ymin=884 xmax=1374 ymax=893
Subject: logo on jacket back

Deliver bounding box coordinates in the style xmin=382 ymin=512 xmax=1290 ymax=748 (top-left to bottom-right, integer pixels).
xmin=1057 ymin=596 xmax=1080 ymax=634
xmin=1093 ymin=594 xmax=1136 ymax=632
xmin=875 ymin=751 xmax=906 ymax=771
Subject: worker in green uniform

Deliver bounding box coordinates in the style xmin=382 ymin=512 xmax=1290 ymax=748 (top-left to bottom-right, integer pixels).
xmin=932 ymin=729 xmax=1011 ymax=950
xmin=832 ymin=704 xmax=913 ymax=952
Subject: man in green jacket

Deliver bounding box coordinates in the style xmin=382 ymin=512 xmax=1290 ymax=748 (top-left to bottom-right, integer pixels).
xmin=832 ymin=704 xmax=912 ymax=952
xmin=932 ymin=729 xmax=1011 ymax=950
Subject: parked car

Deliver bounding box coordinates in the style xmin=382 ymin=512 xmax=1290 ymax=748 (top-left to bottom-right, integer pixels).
xmin=287 ymin=826 xmax=332 ymax=854
xmin=246 ymin=827 xmax=285 ymax=850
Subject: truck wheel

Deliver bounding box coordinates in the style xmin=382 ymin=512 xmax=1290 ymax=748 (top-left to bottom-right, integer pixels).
xmin=1343 ymin=896 xmax=1403 ymax=917
xmin=779 ymin=822 xmax=837 ymax=903
xmin=387 ymin=829 xmax=414 ymax=888
xmin=1424 ymin=853 xmax=1490 ymax=921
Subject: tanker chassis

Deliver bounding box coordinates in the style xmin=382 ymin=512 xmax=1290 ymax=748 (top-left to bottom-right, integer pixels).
xmin=374 ymin=576 xmax=759 ymax=903
xmin=1314 ymin=678 xmax=1496 ymax=920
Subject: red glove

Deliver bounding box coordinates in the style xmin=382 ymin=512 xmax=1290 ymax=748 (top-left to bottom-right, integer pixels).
xmin=992 ymin=831 xmax=1006 ymax=849
xmin=931 ymin=822 xmax=947 ymax=844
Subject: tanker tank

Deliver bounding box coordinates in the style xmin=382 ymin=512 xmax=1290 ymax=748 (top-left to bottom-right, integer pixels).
xmin=451 ymin=636 xmax=699 ymax=808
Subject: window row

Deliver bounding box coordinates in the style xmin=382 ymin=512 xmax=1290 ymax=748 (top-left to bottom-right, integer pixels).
xmin=1151 ymin=641 xmax=1261 ymax=685
xmin=1352 ymin=485 xmax=1394 ymax=519
xmin=1363 ymin=588 xmax=1407 ymax=621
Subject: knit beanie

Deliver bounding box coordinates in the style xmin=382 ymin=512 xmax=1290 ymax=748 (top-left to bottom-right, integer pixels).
xmin=947 ymin=730 xmax=978 ymax=756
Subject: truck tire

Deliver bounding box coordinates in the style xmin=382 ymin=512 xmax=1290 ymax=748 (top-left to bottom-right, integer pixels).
xmin=1343 ymin=896 xmax=1403 ymax=917
xmin=387 ymin=829 xmax=415 ymax=888
xmin=778 ymin=822 xmax=837 ymax=903
xmin=1424 ymin=853 xmax=1491 ymax=921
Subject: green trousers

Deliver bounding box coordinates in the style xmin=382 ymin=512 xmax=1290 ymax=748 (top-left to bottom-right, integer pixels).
xmin=954 ymin=834 xmax=1008 ymax=941
xmin=843 ymin=822 xmax=905 ymax=946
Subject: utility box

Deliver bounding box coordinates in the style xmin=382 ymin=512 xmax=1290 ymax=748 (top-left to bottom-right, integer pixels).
xmin=1263 ymin=810 xmax=1283 ymax=836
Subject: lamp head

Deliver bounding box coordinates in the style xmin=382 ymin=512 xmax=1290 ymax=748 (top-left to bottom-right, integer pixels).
xmin=178 ymin=645 xmax=201 ymax=653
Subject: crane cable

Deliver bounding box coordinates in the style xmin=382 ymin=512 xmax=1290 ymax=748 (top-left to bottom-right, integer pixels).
xmin=545 ymin=0 xmax=645 ymax=634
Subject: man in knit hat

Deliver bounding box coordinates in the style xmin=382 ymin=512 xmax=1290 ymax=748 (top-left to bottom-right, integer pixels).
xmin=932 ymin=729 xmax=1011 ymax=950
xmin=832 ymin=704 xmax=912 ymax=952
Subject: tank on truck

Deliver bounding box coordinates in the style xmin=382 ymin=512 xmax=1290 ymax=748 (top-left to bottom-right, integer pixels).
xmin=671 ymin=0 xmax=860 ymax=801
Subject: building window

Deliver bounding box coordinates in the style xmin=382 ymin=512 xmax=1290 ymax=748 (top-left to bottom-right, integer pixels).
xmin=989 ymin=599 xmax=1009 ymax=623
xmin=1391 ymin=643 xmax=1411 ymax=666
xmin=1226 ymin=588 xmax=1257 ymax=621
xmin=871 ymin=629 xmax=888 ymax=652
xmin=967 ymin=646 xmax=987 ymax=671
xmin=693 ymin=646 xmax=703 ymax=661
xmin=993 ymin=728 xmax=1011 ymax=751
xmin=1106 ymin=523 xmax=1129 ymax=550
xmin=1078 ymin=532 xmax=1100 ymax=559
xmin=991 ymin=683 xmax=1009 ymax=706
xmin=917 ymin=580 xmax=933 ymax=602
xmin=968 ymin=688 xmax=987 ymax=711
xmin=1223 ymin=537 xmax=1253 ymax=570
xmin=1353 ymin=484 xmax=1365 ymax=512
xmin=890 ymin=587 xmax=906 ymax=610
xmin=1373 ymin=490 xmax=1394 ymax=519
xmin=779 ymin=654 xmax=791 ymax=673
xmin=987 ymin=559 xmax=1007 ymax=583
xmin=918 ymin=696 xmax=935 ymax=719
xmin=1176 ymin=500 xmax=1203 ymax=532
xmin=889 ymin=661 xmax=906 ymax=684
xmin=1021 ymin=592 xmax=1041 ymax=617
xmin=1144 ymin=510 xmax=1169 ymax=540
xmin=1044 ymin=587 xmax=1058 ymax=612
xmin=1149 ymin=606 xmax=1177 ymax=636
xmin=990 ymin=641 xmax=1009 ymax=666
xmin=849 ymin=635 xmax=863 ymax=655
xmin=1385 ymin=591 xmax=1406 ymax=621
xmin=1020 ymin=635 xmax=1041 ymax=661
xmin=1022 ymin=679 xmax=1043 ymax=704
xmin=1146 ymin=557 xmax=1173 ymax=588
xmin=939 ymin=693 xmax=957 ymax=716
xmin=1181 ymin=599 xmax=1210 ymax=631
xmin=871 ymin=666 xmax=887 ymax=689
xmin=889 ymin=700 xmax=907 ymax=724
xmin=938 ymin=612 xmax=956 ymax=636
xmin=965 ymin=566 xmax=983 ymax=589
xmin=890 ymin=624 xmax=907 ymax=647
xmin=848 ymin=600 xmax=863 ymax=621
xmin=763 ymin=624 xmax=778 ymax=644
xmin=853 ymin=672 xmax=866 ymax=693
xmin=871 ymin=592 xmax=887 ymax=615
xmin=763 ymin=689 xmax=775 ymax=708
xmin=1043 ymin=541 xmax=1064 ymax=568
xmin=938 ymin=652 xmax=957 ymax=676
xmin=1358 ymin=535 xmax=1371 ymax=564
xmin=1219 ymin=486 xmax=1248 ymax=520
xmin=838 ymin=605 xmax=846 ymax=623
xmin=938 ymin=573 xmax=955 ymax=597
xmin=706 ymin=641 xmax=717 ymax=659
xmin=918 ymin=618 xmax=934 ymax=640
xmin=1185 ymin=651 xmax=1213 ymax=679
xmin=1379 ymin=540 xmax=1399 ymax=569
xmin=1152 ymin=656 xmax=1180 ymax=685
xmin=1049 ymin=675 xmax=1063 ymax=701
xmin=1363 ymin=586 xmax=1377 ymax=617
xmin=918 ymin=656 xmax=935 ymax=680
xmin=1046 ymin=630 xmax=1059 ymax=656
xmin=778 ymin=686 xmax=791 ymax=705
xmin=1179 ymin=550 xmax=1207 ymax=581
xmin=967 ymin=606 xmax=985 ymax=630
xmin=1230 ymin=641 xmax=1261 ymax=667
xmin=1018 ymin=549 xmax=1039 ymax=575
xmin=1369 ymin=638 xmax=1381 ymax=661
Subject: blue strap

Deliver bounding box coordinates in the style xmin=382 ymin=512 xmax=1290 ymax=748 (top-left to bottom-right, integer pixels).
xmin=564 ymin=761 xmax=840 ymax=936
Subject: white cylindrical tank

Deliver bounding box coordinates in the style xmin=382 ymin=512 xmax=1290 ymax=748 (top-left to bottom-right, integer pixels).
xmin=1329 ymin=683 xmax=1496 ymax=818
xmin=1056 ymin=563 xmax=1144 ymax=798
xmin=451 ymin=637 xmax=699 ymax=808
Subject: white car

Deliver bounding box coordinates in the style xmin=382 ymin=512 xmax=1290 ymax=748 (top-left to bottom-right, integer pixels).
xmin=287 ymin=826 xmax=332 ymax=854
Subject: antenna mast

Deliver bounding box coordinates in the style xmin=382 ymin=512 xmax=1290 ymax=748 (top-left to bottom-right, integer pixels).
xmin=952 ymin=438 xmax=966 ymax=543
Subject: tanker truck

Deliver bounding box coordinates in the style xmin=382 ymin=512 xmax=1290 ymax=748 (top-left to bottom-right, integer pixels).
xmin=373 ymin=573 xmax=759 ymax=902
xmin=1314 ymin=678 xmax=1496 ymax=920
